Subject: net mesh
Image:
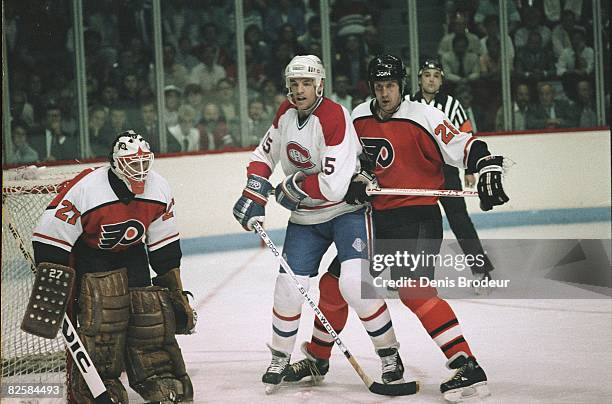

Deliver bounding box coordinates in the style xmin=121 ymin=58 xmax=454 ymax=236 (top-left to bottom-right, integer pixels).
xmin=1 ymin=166 xmax=81 ymax=398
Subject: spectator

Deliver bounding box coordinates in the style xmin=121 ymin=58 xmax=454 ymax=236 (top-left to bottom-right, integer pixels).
xmin=260 ymin=79 xmax=283 ymax=117
xmin=474 ymin=0 xmax=521 ymax=36
xmin=161 ymin=0 xmax=200 ymax=50
xmin=495 ymin=82 xmax=532 ymax=131
xmin=189 ymin=44 xmax=227 ymax=92
xmin=88 ymin=105 xmax=109 ymax=158
xmin=99 ymin=83 xmax=120 ymax=116
xmin=455 ymin=85 xmax=483 ymax=132
xmin=542 ymin=0 xmax=584 ymax=23
xmin=168 ymin=104 xmax=200 ymax=152
xmin=26 ymin=74 xmax=45 ymax=123
xmin=441 ymin=33 xmax=481 ymax=86
xmin=101 ymin=106 xmax=129 ymax=141
xmin=480 ymin=36 xmax=505 ymax=80
xmin=216 ymin=79 xmax=239 ymax=125
xmin=438 ymin=12 xmax=482 ymax=58
xmin=198 ymin=102 xmax=235 ymax=150
xmin=334 ymin=34 xmax=369 ymax=96
xmin=175 ymin=35 xmax=200 ymax=71
xmin=552 ymin=9 xmax=583 ymax=58
xmin=10 ymin=89 xmax=35 ymax=127
xmin=527 ymin=82 xmax=577 ymax=129
xmin=298 ymin=16 xmax=321 ymax=50
xmin=133 ymin=99 xmax=160 ymax=153
xmin=31 ymin=103 xmax=78 ymax=162
xmin=152 ymin=44 xmax=189 ymax=91
xmin=118 ymin=71 xmax=143 ymax=125
xmin=86 ymin=4 xmax=120 ymax=65
xmin=479 ymin=15 xmax=515 ymax=65
xmin=247 ymin=98 xmax=271 ymax=146
xmin=276 ymin=23 xmax=306 ymax=55
xmin=514 ymin=7 xmax=552 ymax=50
xmin=164 ymin=85 xmax=182 ymax=127
xmin=329 ymin=74 xmax=353 ymax=111
xmin=574 ymin=80 xmax=597 ymax=127
xmin=557 ymin=29 xmax=594 ymax=100
xmin=244 ymin=24 xmax=271 ymax=65
xmin=184 ymin=83 xmax=205 ymax=122
xmin=363 ymin=24 xmax=383 ymax=61
xmin=332 ymin=0 xmax=370 ymax=37
xmin=515 ymin=31 xmax=556 ymax=83
xmin=265 ymin=42 xmax=295 ymax=88
xmin=263 ymin=0 xmax=305 ymax=43
xmin=7 ymin=120 xmax=39 ymax=165
xmin=198 ymin=22 xmax=231 ymax=67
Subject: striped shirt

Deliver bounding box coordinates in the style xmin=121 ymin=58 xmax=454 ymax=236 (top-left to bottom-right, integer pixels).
xmin=409 ymin=91 xmax=473 ymax=134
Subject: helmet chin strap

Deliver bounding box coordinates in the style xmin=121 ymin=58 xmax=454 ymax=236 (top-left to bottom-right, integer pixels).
xmin=375 ymin=99 xmax=401 ymax=120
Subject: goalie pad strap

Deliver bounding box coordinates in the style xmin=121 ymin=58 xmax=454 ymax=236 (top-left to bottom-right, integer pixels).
xmin=126 ymin=286 xmax=193 ymax=402
xmin=21 ymin=262 xmax=75 ymax=339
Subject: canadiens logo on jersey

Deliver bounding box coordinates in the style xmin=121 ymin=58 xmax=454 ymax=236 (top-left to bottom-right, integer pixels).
xmin=361 ymin=137 xmax=395 ymax=168
xmin=99 ymin=219 xmax=146 ymax=249
xmin=286 ymin=141 xmax=315 ymax=169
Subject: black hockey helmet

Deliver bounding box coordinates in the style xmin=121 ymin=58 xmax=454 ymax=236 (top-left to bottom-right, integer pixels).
xmin=367 ymin=54 xmax=406 ymax=96
xmin=418 ymin=58 xmax=445 ymax=77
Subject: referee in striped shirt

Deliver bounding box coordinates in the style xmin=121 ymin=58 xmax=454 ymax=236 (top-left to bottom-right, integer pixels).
xmin=409 ymin=59 xmax=494 ymax=286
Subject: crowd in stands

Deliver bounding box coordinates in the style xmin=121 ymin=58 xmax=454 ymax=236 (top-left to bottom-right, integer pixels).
xmin=4 ymin=0 xmax=610 ymax=166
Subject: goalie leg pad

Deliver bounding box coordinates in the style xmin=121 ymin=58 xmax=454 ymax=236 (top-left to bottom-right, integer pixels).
xmin=21 ymin=262 xmax=75 ymax=339
xmin=72 ymin=268 xmax=130 ymax=404
xmin=126 ymin=286 xmax=194 ymax=402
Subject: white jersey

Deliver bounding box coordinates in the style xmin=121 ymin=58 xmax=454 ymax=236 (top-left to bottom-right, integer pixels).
xmin=32 ymin=166 xmax=179 ymax=253
xmin=248 ymin=97 xmax=362 ymax=225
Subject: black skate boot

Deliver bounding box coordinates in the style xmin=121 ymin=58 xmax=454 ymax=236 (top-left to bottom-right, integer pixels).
xmin=284 ymin=342 xmax=329 ymax=384
xmin=440 ymin=353 xmax=490 ymax=402
xmin=377 ymin=347 xmax=405 ymax=384
xmin=262 ymin=344 xmax=290 ymax=394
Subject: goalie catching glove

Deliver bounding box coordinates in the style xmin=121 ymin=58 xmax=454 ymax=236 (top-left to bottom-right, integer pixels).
xmin=476 ymin=155 xmax=509 ymax=211
xmin=344 ymin=169 xmax=378 ymax=205
xmin=21 ymin=262 xmax=75 ymax=339
xmin=152 ymin=268 xmax=197 ymax=334
xmin=233 ymin=174 xmax=273 ymax=231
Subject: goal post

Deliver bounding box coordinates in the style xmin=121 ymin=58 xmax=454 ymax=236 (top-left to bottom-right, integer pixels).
xmin=1 ymin=166 xmax=83 ymax=400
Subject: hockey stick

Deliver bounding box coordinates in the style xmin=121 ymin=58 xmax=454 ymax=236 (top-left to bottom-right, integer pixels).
xmin=1 ymin=204 xmax=114 ymax=404
xmin=366 ymin=187 xmax=478 ymax=198
xmin=253 ymin=222 xmax=419 ymax=396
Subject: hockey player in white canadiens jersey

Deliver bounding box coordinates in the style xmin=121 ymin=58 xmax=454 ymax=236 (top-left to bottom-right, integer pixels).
xmin=24 ymin=131 xmax=195 ymax=403
xmin=233 ymin=55 xmax=406 ymax=393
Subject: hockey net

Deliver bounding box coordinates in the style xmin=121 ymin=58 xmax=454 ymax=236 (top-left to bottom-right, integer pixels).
xmin=1 ymin=166 xmax=84 ymax=399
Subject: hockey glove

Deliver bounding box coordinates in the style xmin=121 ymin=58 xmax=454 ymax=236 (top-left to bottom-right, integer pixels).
xmin=275 ymin=172 xmax=308 ymax=211
xmin=344 ymin=169 xmax=378 ymax=205
xmin=153 ymin=268 xmax=197 ymax=334
xmin=233 ymin=174 xmax=273 ymax=231
xmin=476 ymin=155 xmax=509 ymax=211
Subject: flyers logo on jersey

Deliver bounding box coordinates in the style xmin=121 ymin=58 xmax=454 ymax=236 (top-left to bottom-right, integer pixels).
xmin=286 ymin=142 xmax=315 ymax=169
xmin=360 ymin=138 xmax=395 ymax=168
xmin=99 ymin=219 xmax=145 ymax=249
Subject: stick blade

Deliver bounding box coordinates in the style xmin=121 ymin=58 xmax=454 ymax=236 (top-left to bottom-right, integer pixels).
xmin=368 ymin=380 xmax=419 ymax=396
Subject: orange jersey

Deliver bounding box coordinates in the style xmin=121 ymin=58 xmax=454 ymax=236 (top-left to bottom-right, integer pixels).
xmin=352 ymin=100 xmax=476 ymax=211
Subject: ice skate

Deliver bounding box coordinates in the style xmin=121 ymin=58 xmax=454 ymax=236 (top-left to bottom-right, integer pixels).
xmin=284 ymin=342 xmax=329 ymax=384
xmin=440 ymin=353 xmax=490 ymax=402
xmin=377 ymin=347 xmax=405 ymax=384
xmin=262 ymin=344 xmax=290 ymax=394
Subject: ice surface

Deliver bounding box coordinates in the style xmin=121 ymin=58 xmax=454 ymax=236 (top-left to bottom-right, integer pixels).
xmin=121 ymin=222 xmax=612 ymax=403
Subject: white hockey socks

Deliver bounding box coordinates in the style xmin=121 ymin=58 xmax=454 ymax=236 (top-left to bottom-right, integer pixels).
xmin=339 ymin=259 xmax=399 ymax=350
xmin=270 ymin=272 xmax=310 ymax=354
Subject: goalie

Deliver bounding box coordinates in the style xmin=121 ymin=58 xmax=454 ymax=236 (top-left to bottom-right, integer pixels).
xmin=22 ymin=131 xmax=196 ymax=403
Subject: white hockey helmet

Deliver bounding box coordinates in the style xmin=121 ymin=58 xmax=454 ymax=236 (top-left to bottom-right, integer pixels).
xmin=285 ymin=55 xmax=326 ymax=98
xmin=109 ymin=130 xmax=154 ymax=195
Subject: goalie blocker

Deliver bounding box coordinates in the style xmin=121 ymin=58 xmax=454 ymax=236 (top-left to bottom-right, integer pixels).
xmin=21 ymin=262 xmax=76 ymax=339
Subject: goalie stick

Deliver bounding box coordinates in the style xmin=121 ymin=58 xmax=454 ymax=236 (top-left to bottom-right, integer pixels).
xmin=253 ymin=222 xmax=419 ymax=396
xmin=366 ymin=187 xmax=478 ymax=198
xmin=2 ymin=203 xmax=114 ymax=404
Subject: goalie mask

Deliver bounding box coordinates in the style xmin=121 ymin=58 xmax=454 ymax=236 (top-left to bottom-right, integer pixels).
xmin=285 ymin=55 xmax=326 ymax=102
xmin=109 ymin=130 xmax=154 ymax=194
